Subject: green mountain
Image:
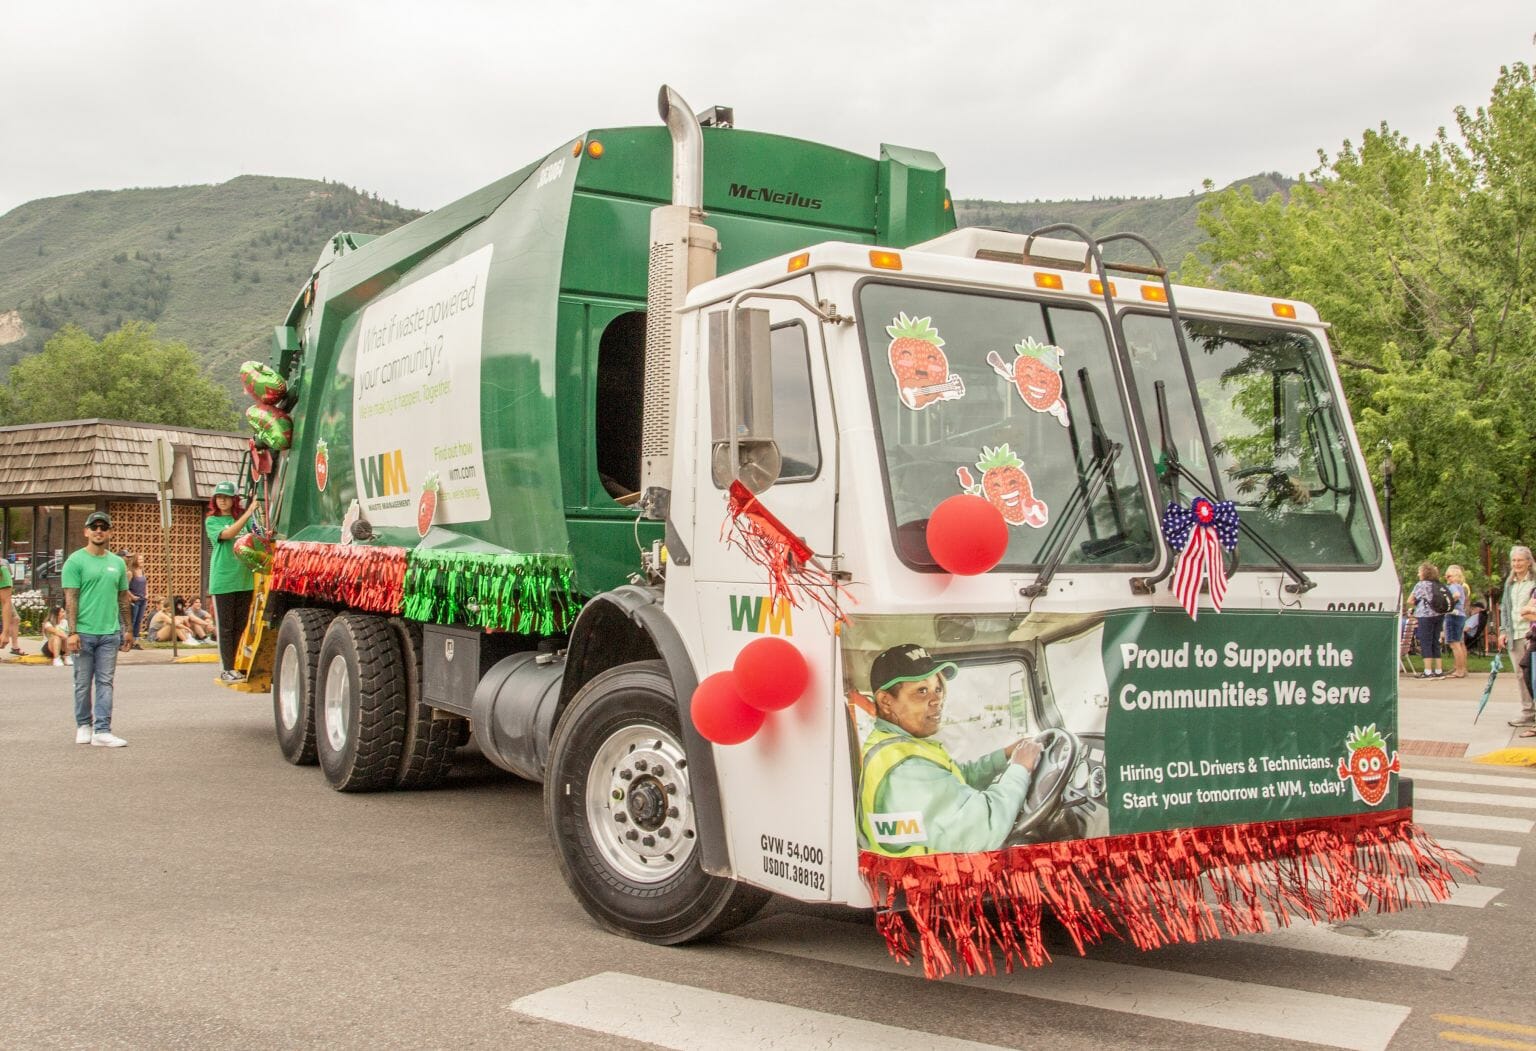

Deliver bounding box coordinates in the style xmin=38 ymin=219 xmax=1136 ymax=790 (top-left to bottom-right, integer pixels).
xmin=0 ymin=176 xmax=421 ymax=385
xmin=0 ymin=171 xmax=1291 ymax=398
xmin=955 ymin=173 xmax=1294 ymax=272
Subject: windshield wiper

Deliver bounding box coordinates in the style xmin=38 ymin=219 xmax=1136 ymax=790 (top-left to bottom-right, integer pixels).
xmin=1142 ymin=380 xmax=1316 ymax=595
xmin=1019 ymin=440 xmax=1122 ymax=598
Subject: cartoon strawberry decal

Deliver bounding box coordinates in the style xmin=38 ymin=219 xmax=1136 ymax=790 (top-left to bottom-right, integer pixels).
xmin=956 ymin=445 xmax=1048 ymax=528
xmin=314 ymin=438 xmax=329 ymax=492
xmin=988 ymin=338 xmax=1069 ymax=427
xmin=1336 ymin=724 xmax=1400 ymax=806
xmin=417 ymin=472 xmax=439 ymax=537
xmin=887 ymin=313 xmax=965 ymax=410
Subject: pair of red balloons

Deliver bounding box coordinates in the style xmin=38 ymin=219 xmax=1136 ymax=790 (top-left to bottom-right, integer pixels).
xmin=691 ymin=636 xmax=808 ymax=745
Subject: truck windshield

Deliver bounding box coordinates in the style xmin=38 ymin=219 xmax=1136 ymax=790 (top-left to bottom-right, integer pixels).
xmin=1122 ymin=314 xmax=1379 ymax=567
xmin=858 ymin=283 xmax=1154 ymax=570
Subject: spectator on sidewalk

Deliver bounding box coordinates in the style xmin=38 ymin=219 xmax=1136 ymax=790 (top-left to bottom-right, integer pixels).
xmin=1444 ymin=565 xmax=1471 ymax=678
xmin=0 ymin=558 xmax=19 ymax=656
xmin=126 ymin=554 xmax=148 ymax=648
xmin=1409 ymin=562 xmax=1447 ymax=680
xmin=41 ymin=606 xmax=71 ymax=665
xmin=1499 ymin=546 xmax=1536 ymax=728
xmin=187 ymin=596 xmax=216 ymax=641
xmin=63 ymin=511 xmax=133 ymax=748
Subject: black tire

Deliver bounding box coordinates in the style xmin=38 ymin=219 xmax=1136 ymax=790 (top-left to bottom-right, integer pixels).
xmin=390 ymin=618 xmax=458 ymax=789
xmin=545 ymin=660 xmax=769 ymax=944
xmin=315 ymin=614 xmax=407 ymax=792
xmin=272 ymin=608 xmax=333 ymax=766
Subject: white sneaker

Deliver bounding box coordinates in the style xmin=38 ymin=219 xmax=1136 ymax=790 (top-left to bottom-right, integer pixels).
xmin=65 ymin=656 xmax=74 ymax=666
xmin=75 ymin=725 xmax=92 ymax=744
xmin=91 ymin=732 xmax=128 ymax=748
xmin=53 ymin=658 xmax=63 ymax=667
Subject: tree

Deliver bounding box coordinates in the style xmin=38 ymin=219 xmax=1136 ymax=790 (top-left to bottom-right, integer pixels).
xmin=1187 ymin=61 xmax=1536 ymax=594
xmin=0 ymin=322 xmax=240 ymax=430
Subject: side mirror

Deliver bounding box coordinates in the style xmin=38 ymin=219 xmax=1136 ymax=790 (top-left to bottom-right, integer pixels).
xmin=709 ymin=307 xmax=781 ymax=492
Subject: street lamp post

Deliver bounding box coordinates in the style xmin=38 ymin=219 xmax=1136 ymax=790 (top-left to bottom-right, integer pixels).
xmin=1380 ymin=442 xmax=1394 ymax=552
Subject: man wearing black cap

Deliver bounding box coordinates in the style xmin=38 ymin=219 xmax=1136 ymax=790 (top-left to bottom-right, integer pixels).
xmin=62 ymin=511 xmax=134 ymax=747
xmin=858 ymin=643 xmax=1041 ymax=856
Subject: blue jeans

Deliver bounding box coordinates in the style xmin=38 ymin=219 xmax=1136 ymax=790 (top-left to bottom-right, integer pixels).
xmin=73 ymin=633 xmax=120 ymax=733
xmin=129 ymin=597 xmax=146 ymax=637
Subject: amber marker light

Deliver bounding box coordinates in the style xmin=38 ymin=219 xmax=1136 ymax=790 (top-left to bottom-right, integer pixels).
xmin=572 ymin=140 xmax=583 ymax=157
xmin=1141 ymin=284 xmax=1168 ymax=302
xmin=1090 ymin=279 xmax=1117 ymax=297
xmin=587 ymin=140 xmax=604 ymax=159
xmin=869 ymin=250 xmax=903 ymax=270
xmin=787 ymin=252 xmax=811 ymax=273
xmin=1272 ymin=302 xmax=1297 ymax=319
xmin=1034 ymin=273 xmax=1064 ymax=290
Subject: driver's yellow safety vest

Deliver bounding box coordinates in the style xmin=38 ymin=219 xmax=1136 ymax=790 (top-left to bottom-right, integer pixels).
xmin=858 ymin=726 xmax=964 ymax=856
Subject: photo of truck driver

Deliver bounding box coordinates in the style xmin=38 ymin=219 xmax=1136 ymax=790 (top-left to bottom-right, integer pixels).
xmin=858 ymin=643 xmax=1043 ymax=857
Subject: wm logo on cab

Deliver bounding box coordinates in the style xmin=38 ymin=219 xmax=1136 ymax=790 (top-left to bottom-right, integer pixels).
xmin=728 ymin=595 xmax=793 ymax=636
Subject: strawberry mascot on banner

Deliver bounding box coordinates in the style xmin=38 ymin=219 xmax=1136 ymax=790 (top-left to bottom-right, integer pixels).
xmin=1161 ymin=495 xmax=1240 ymax=619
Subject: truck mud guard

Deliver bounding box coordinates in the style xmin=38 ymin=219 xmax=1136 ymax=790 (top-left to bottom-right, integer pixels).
xmin=561 ymin=584 xmax=728 ymax=875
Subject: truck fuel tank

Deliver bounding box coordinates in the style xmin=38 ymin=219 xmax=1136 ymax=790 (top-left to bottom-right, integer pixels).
xmin=470 ymin=650 xmax=565 ymax=782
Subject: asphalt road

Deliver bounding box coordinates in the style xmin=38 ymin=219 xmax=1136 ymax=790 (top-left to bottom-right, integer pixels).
xmin=3 ymin=662 xmax=1534 ymax=1050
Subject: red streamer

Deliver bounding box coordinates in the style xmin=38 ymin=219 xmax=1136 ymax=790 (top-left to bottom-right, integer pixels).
xmin=860 ymin=809 xmax=1477 ymax=979
xmin=270 ymin=541 xmax=407 ymax=614
xmin=722 ymin=481 xmax=850 ymax=623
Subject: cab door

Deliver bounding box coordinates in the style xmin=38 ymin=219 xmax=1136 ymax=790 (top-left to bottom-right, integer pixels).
xmin=684 ymin=282 xmax=842 ymax=900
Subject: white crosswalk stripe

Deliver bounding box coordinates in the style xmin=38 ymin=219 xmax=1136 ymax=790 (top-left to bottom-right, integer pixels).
xmin=727 ymin=915 xmax=1410 ymax=1051
xmin=1415 ymin=786 xmax=1536 ymax=809
xmin=1230 ymin=915 xmax=1467 ymax=970
xmin=1413 ymin=808 xmax=1534 ymax=833
xmin=1434 ymin=838 xmax=1521 ymax=866
xmin=1440 ymin=883 xmax=1504 ymax=908
xmin=507 ymin=971 xmax=1009 ymax=1050
xmin=1408 ymin=769 xmax=1536 ymax=790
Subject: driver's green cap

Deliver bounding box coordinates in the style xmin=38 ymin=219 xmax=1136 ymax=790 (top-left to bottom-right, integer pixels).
xmin=213 ymin=481 xmax=237 ymax=496
xmin=871 ymin=644 xmax=958 ymax=694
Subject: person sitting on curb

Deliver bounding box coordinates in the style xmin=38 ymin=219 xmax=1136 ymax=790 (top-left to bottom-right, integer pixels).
xmin=41 ymin=606 xmax=72 ymax=666
xmin=147 ymin=599 xmax=200 ymax=644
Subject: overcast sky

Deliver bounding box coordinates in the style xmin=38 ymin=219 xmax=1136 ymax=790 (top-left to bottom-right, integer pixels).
xmin=2 ymin=2 xmax=1530 ymax=219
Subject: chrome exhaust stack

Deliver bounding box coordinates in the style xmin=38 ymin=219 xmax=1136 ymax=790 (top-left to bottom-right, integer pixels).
xmin=639 ymin=86 xmax=720 ymax=517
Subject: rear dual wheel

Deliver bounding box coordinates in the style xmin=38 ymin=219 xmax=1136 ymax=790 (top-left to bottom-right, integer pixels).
xmin=272 ymin=608 xmax=334 ymax=766
xmin=316 ymin=614 xmax=407 ymax=792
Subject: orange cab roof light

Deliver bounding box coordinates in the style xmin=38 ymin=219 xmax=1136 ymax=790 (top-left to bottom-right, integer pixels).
xmin=869 ymin=250 xmax=902 ymax=271
xmin=1140 ymin=284 xmax=1168 ymax=303
xmin=586 ymin=140 xmax=604 ymax=159
xmin=1090 ymin=279 xmax=1117 ymax=297
xmin=1272 ymin=302 xmax=1297 ymax=319
xmin=1033 ymin=272 xmax=1064 ymax=290
xmin=787 ymin=252 xmax=810 ymax=273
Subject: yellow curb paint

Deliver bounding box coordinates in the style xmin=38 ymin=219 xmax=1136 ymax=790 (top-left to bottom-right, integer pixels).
xmin=1434 ymin=1016 xmax=1536 ymax=1038
xmin=173 ymin=654 xmax=220 ymax=664
xmin=1437 ymin=1032 xmax=1536 ymax=1050
xmin=1471 ymin=749 xmax=1536 ymax=767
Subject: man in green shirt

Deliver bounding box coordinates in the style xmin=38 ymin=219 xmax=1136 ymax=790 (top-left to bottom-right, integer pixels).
xmin=858 ymin=643 xmax=1042 ymax=857
xmin=0 ymin=559 xmax=18 ymax=655
xmin=63 ymin=511 xmax=134 ymax=747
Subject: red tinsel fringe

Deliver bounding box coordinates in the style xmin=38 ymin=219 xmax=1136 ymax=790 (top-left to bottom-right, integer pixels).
xmin=723 ymin=480 xmax=851 ymax=624
xmin=860 ymin=809 xmax=1477 ymax=980
xmin=269 ymin=541 xmax=407 ymax=614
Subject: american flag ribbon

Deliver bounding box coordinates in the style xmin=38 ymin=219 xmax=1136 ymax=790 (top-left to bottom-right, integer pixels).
xmin=1162 ymin=497 xmax=1240 ymax=620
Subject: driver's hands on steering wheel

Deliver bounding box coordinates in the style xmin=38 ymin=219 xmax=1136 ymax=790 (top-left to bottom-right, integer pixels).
xmin=1007 ymin=738 xmax=1042 ymax=771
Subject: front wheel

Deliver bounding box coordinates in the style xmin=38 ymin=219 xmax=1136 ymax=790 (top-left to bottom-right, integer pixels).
xmin=545 ymin=661 xmax=768 ymax=944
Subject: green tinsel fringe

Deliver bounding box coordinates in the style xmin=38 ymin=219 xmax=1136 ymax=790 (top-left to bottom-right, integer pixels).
xmin=401 ymin=549 xmax=580 ymax=634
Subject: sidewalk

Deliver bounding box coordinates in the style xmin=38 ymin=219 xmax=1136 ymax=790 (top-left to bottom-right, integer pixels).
xmin=0 ymin=643 xmax=219 ymax=667
xmin=1397 ymin=666 xmax=1530 ymax=759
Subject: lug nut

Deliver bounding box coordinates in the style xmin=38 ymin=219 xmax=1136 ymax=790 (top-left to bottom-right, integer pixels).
xmin=667 ymin=807 xmax=679 ymax=818
xmin=615 ymin=813 xmax=627 ymax=824
xmin=634 ymin=759 xmax=648 ymax=772
xmin=611 ymin=789 xmax=623 ymax=801
xmin=658 ymin=828 xmax=671 ymax=839
xmin=619 ymin=769 xmax=633 ymax=781
xmin=651 ymin=765 xmax=664 ymax=777
xmin=665 ymin=783 xmax=676 ymax=794
xmin=625 ymin=829 xmax=639 ymax=841
xmin=642 ymin=835 xmax=656 ymax=847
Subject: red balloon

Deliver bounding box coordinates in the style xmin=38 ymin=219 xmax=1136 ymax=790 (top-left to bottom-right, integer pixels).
xmin=691 ymin=671 xmax=766 ymax=745
xmin=734 ymin=637 xmax=808 ymax=712
xmin=926 ymin=494 xmax=1009 ymax=575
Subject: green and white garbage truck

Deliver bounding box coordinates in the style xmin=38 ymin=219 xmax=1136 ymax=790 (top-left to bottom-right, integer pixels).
xmin=231 ymin=86 xmax=1463 ymax=975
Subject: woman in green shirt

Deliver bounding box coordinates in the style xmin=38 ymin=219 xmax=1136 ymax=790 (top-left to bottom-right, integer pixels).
xmin=206 ymin=481 xmax=257 ymax=682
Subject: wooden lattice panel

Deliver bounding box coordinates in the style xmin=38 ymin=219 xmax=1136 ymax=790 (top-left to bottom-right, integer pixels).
xmin=109 ymin=501 xmax=207 ymax=603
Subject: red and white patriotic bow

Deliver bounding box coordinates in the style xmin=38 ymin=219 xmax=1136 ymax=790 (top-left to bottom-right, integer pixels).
xmin=1161 ymin=496 xmax=1240 ymax=619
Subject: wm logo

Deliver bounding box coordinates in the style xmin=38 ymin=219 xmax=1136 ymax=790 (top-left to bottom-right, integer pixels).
xmin=358 ymin=449 xmax=406 ymax=498
xmin=869 ymin=811 xmax=925 ymax=844
xmin=728 ymin=595 xmax=793 ymax=635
